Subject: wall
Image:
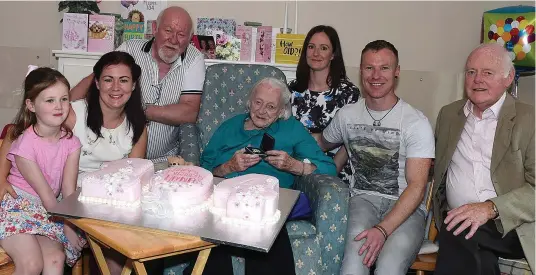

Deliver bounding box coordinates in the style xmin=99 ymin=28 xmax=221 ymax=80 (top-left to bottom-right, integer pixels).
xmin=0 ymin=1 xmax=533 ymax=127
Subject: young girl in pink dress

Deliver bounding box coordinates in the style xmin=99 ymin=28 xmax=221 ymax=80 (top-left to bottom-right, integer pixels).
xmin=0 ymin=67 xmax=86 ymax=274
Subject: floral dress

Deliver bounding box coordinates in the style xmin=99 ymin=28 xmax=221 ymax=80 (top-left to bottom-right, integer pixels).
xmin=0 ymin=188 xmax=86 ymax=267
xmin=290 ymin=78 xmax=360 ymax=184
xmin=0 ymin=127 xmax=86 ymax=267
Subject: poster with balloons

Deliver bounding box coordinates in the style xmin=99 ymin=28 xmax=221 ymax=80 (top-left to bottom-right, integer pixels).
xmin=482 ymin=6 xmax=535 ymax=71
xmin=120 ymin=0 xmax=167 ymax=38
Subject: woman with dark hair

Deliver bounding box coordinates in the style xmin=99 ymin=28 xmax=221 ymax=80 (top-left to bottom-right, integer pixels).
xmin=70 ymin=50 xmax=147 ymax=174
xmin=289 ymin=25 xmax=360 ymax=184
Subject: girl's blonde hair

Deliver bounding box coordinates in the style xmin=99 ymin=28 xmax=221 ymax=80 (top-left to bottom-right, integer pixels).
xmin=10 ymin=67 xmax=73 ymax=141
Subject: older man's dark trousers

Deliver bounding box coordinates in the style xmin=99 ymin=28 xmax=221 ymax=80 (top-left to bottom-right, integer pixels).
xmin=434 ymin=220 xmax=524 ymax=275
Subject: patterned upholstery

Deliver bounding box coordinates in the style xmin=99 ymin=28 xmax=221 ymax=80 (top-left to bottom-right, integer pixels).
xmin=290 ymin=174 xmax=349 ymax=275
xmin=164 ymin=63 xmax=350 ymax=275
xmin=178 ymin=123 xmax=200 ymax=165
xmin=196 ymin=64 xmax=287 ymax=148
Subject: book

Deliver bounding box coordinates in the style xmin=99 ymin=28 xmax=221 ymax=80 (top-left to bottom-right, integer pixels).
xmin=255 ymin=26 xmax=272 ymax=63
xmin=275 ymin=34 xmax=306 ymax=64
xmin=244 ymin=21 xmax=262 ymax=27
xmin=122 ymin=21 xmax=145 ymax=41
xmin=62 ymin=13 xmax=88 ymax=51
xmin=88 ymin=14 xmax=115 ymax=53
xmin=120 ymin=0 xmax=167 ymax=39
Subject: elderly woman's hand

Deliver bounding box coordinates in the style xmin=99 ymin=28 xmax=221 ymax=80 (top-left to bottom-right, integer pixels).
xmin=265 ymin=150 xmax=300 ymax=172
xmin=228 ymin=148 xmax=262 ymax=173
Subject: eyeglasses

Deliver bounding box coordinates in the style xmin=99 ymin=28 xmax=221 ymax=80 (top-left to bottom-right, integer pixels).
xmin=147 ymin=83 xmax=162 ymax=105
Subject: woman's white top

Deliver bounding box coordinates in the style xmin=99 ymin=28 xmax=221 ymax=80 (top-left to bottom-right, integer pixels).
xmin=71 ymin=100 xmax=133 ymax=175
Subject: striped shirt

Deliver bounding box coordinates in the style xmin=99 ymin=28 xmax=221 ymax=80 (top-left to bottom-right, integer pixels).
xmin=117 ymin=38 xmax=206 ymax=163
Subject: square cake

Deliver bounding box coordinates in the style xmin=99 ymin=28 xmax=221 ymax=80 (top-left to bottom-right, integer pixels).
xmin=212 ymin=174 xmax=281 ymax=226
xmin=78 ymin=158 xmax=154 ymax=207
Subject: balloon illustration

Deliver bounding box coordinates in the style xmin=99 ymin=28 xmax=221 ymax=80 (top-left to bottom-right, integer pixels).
xmin=121 ymin=0 xmax=139 ymax=9
xmin=483 ymin=6 xmax=535 ymax=99
xmin=482 ymin=6 xmax=535 ymax=71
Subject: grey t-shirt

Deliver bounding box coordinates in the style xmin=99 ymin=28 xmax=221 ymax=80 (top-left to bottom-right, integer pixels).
xmin=323 ymin=98 xmax=435 ymax=211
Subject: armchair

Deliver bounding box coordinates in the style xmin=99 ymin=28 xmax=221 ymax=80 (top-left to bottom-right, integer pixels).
xmin=165 ymin=63 xmax=350 ymax=275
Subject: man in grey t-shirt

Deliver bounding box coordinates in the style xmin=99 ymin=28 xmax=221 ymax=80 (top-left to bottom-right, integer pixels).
xmin=320 ymin=40 xmax=434 ymax=275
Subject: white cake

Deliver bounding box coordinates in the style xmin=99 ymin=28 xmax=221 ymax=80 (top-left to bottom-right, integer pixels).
xmin=78 ymin=158 xmax=154 ymax=207
xmin=211 ymin=174 xmax=281 ymax=226
xmin=142 ymin=166 xmax=214 ymax=215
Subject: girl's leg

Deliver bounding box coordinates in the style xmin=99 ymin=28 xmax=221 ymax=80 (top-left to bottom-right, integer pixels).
xmin=35 ymin=235 xmax=65 ymax=275
xmin=0 ymin=234 xmax=44 ymax=275
xmin=104 ymin=248 xmax=126 ymax=275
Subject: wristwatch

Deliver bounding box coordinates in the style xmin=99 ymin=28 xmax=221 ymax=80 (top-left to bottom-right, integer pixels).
xmin=143 ymin=104 xmax=154 ymax=124
xmin=143 ymin=103 xmax=153 ymax=113
xmin=487 ymin=200 xmax=499 ymax=219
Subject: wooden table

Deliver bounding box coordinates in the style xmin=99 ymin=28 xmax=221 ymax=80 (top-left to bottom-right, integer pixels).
xmin=69 ymin=218 xmax=216 ymax=275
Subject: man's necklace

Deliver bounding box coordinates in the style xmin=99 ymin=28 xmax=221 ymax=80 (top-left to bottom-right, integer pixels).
xmin=365 ymin=98 xmax=400 ymax=127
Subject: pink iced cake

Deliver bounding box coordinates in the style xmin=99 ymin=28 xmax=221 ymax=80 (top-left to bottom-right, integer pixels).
xmin=78 ymin=158 xmax=154 ymax=207
xmin=144 ymin=166 xmax=214 ymax=214
xmin=212 ymin=174 xmax=281 ymax=226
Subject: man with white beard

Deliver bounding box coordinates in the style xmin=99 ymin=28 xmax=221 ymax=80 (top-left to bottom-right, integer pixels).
xmin=70 ymin=6 xmax=206 ymax=163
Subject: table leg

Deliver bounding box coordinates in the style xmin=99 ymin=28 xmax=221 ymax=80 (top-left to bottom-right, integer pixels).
xmin=121 ymin=259 xmax=134 ymax=275
xmin=191 ymin=248 xmax=211 ymax=275
xmin=87 ymin=237 xmax=111 ymax=275
xmin=132 ymin=260 xmax=148 ymax=275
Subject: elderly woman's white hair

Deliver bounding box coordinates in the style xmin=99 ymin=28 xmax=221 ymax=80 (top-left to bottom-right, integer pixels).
xmin=246 ymin=77 xmax=293 ymax=120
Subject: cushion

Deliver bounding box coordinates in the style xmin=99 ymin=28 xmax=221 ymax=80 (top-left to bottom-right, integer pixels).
xmin=418 ymin=239 xmax=439 ymax=255
xmin=286 ymin=220 xmax=317 ymax=239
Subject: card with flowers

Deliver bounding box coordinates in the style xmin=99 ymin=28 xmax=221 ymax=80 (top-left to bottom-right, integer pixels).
xmin=236 ymin=25 xmax=256 ymax=61
xmin=62 ymin=13 xmax=88 ymax=51
xmin=213 ymin=33 xmax=241 ymax=61
xmin=255 ymin=26 xmax=272 ymax=63
xmin=197 ymin=18 xmax=236 ymax=36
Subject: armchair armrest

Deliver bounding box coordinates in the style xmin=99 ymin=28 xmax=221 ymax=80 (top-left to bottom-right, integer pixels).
xmin=178 ymin=123 xmax=200 ymax=165
xmin=294 ymin=174 xmax=350 ymax=273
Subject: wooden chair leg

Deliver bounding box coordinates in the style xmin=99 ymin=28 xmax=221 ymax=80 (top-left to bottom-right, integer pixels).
xmin=416 ymin=270 xmax=425 ymax=275
xmin=71 ymin=248 xmax=91 ymax=275
xmin=0 ymin=263 xmax=15 ymax=275
xmin=72 ymin=257 xmax=83 ymax=275
xmin=83 ymin=249 xmax=91 ymax=275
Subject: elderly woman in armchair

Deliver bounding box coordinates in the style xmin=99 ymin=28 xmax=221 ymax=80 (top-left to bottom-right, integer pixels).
xmin=195 ymin=77 xmax=336 ymax=275
xmin=202 ymin=77 xmax=335 ymax=186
